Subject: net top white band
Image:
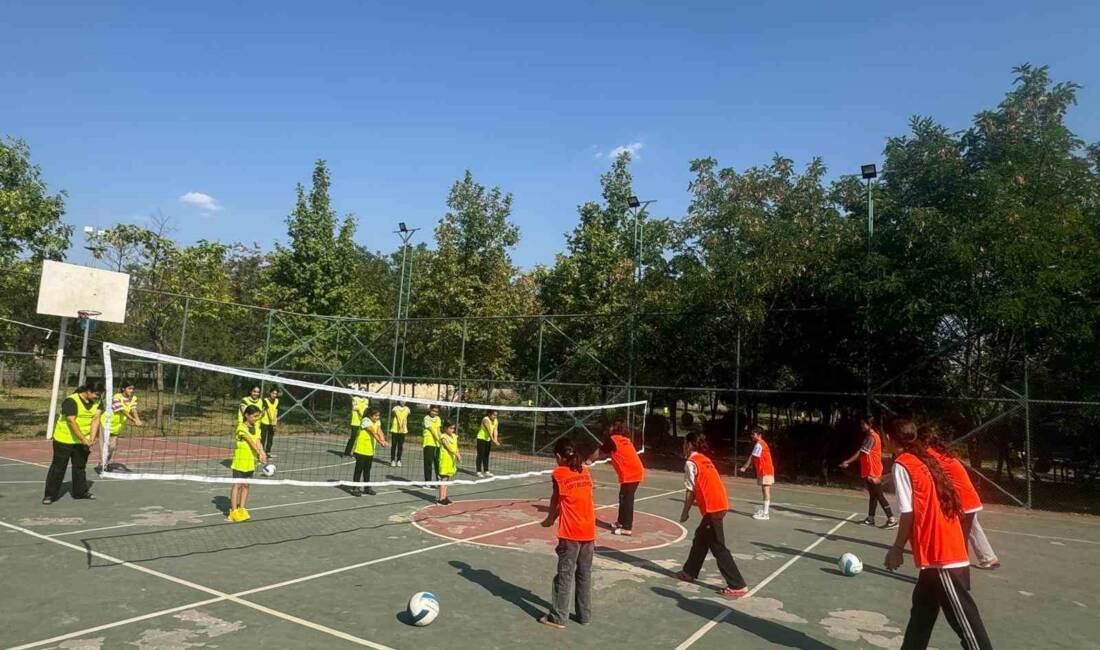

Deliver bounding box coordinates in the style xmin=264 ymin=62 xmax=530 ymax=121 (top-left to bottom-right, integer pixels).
xmin=102 ymin=343 xmax=648 ymax=414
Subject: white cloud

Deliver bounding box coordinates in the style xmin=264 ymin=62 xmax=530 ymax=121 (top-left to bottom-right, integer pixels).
xmin=608 ymin=142 xmax=644 ymax=159
xmin=179 ymin=191 xmax=221 ymax=212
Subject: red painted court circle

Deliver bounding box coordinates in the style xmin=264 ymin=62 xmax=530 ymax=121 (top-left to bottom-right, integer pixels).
xmin=411 ymin=498 xmax=686 ymax=553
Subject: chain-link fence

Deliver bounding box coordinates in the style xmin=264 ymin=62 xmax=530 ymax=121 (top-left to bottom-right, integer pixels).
xmin=3 ymin=272 xmax=1097 ymax=513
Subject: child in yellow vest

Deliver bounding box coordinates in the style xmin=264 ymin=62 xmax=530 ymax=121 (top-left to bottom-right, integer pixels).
xmin=352 ymin=410 xmax=388 ymax=496
xmin=228 ymin=405 xmax=267 ymax=522
xmin=437 ymin=422 xmax=461 ymax=505
xmin=389 ymin=400 xmax=410 ymax=467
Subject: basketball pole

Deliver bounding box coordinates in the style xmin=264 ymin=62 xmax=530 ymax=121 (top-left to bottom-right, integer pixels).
xmin=45 ymin=317 xmax=69 ymax=440
xmin=77 ymin=315 xmax=92 ymax=386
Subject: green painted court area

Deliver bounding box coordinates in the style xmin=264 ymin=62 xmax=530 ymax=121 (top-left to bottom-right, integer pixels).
xmin=2 ymin=453 xmax=1098 ymax=650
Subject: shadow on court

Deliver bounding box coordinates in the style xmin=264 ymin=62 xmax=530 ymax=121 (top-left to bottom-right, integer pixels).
xmin=770 ymin=504 xmax=854 ymax=523
xmin=450 ymin=560 xmax=550 ymax=620
xmin=594 ymin=548 xmax=680 ymax=579
xmin=794 ymin=528 xmax=902 ymax=552
xmin=650 ymin=586 xmax=839 ymax=649
xmin=751 ymin=541 xmax=916 ymax=584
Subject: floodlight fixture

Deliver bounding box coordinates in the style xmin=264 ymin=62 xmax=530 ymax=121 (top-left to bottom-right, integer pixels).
xmin=627 ymin=196 xmax=641 ymax=208
xmin=398 ymin=222 xmax=408 ymax=233
xmin=861 ymin=164 xmax=878 ymax=180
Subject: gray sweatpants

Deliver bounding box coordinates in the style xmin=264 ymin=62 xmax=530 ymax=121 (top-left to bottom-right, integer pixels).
xmin=549 ymin=539 xmax=593 ymax=626
xmin=965 ymin=513 xmax=997 ymax=564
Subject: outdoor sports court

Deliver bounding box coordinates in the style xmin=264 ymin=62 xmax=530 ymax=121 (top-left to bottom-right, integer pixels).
xmin=2 ymin=442 xmax=1097 ymax=650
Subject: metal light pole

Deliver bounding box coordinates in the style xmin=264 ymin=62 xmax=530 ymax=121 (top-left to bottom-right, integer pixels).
xmin=861 ymin=164 xmax=878 ymax=415
xmin=626 ymin=196 xmax=655 ymax=430
xmin=389 ymin=223 xmax=419 ymax=398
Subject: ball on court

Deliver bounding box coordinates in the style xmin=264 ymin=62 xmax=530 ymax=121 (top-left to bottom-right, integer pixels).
xmin=260 ymin=463 xmax=276 ymax=477
xmin=407 ymin=591 xmax=440 ymax=626
xmin=838 ymin=552 xmax=863 ymax=576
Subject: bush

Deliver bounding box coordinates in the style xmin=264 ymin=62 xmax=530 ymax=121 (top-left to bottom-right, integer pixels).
xmin=17 ymin=359 xmax=50 ymax=387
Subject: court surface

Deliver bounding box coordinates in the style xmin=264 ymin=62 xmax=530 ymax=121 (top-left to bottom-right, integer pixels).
xmin=2 ymin=440 xmax=1098 ymax=649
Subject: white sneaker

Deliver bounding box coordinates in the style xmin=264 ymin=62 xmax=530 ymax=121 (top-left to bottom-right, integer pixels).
xmin=476 ymin=472 xmax=484 ymax=478
xmin=484 ymin=471 xmax=494 ymax=477
xmin=390 ymin=460 xmax=396 ymax=467
xmin=397 ymin=460 xmax=402 ymax=467
xmin=753 ymin=511 xmax=770 ymax=521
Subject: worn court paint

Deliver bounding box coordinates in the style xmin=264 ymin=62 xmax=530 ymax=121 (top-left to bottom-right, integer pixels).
xmin=18 ymin=517 xmax=85 ymax=526
xmin=818 ymin=609 xmax=904 ymax=649
xmin=130 ymin=609 xmax=244 ymax=650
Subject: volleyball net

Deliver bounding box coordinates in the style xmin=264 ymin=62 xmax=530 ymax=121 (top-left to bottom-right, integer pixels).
xmin=98 ymin=343 xmax=647 ymax=487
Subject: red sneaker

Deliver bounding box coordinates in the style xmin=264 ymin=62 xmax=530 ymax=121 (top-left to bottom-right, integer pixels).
xmin=719 ymin=587 xmax=749 ymax=598
xmin=673 ymin=571 xmax=695 ymax=583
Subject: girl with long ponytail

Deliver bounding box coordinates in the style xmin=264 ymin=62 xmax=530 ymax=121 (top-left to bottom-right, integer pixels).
xmin=917 ymin=426 xmax=1000 ymax=570
xmin=538 ymin=437 xmax=596 ymax=629
xmin=885 ymin=420 xmax=993 ymax=649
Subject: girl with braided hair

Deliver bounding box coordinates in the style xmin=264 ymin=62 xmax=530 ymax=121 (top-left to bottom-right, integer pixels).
xmin=885 ymin=419 xmax=993 ymax=650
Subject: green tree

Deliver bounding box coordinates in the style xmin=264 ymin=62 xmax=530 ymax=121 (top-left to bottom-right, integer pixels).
xmin=410 ymin=171 xmax=530 ymax=383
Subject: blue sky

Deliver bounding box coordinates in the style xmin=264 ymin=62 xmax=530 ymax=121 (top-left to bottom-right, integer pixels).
xmin=4 ymin=0 xmax=1099 ymax=269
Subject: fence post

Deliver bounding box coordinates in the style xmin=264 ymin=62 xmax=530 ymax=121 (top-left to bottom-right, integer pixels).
xmin=532 ymin=317 xmax=544 ymax=454
xmin=168 ymin=297 xmax=191 ymax=426
xmin=456 ymin=317 xmax=468 ymax=425
xmin=733 ymin=323 xmax=741 ymax=469
xmin=1024 ymin=333 xmax=1032 ymax=509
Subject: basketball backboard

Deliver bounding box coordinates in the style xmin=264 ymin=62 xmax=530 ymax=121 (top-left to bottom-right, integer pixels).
xmin=36 ymin=260 xmax=130 ymax=323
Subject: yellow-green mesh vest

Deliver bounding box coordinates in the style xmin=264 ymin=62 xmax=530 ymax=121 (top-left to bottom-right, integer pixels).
xmin=107 ymin=392 xmax=136 ymax=433
xmin=439 ymin=433 xmax=458 ymax=476
xmin=350 ymin=396 xmax=368 ymax=426
xmin=390 ymin=405 xmax=410 ymax=433
xmin=231 ymin=421 xmax=260 ymax=473
xmin=355 ymin=419 xmax=382 ymax=456
xmin=477 ymin=417 xmax=498 ymax=441
xmin=53 ymin=394 xmax=99 ymax=444
xmin=422 ymin=415 xmax=441 ymax=447
xmin=261 ymin=398 xmax=279 ymax=425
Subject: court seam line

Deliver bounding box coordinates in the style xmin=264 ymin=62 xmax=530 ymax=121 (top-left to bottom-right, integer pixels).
xmin=673 ymin=512 xmax=859 ymax=650
xmin=0 ymin=518 xmax=396 ymax=650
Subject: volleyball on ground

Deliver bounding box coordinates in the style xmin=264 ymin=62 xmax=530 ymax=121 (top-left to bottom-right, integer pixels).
xmin=838 ymin=552 xmax=863 ymax=576
xmin=261 ymin=463 xmax=276 ymax=477
xmin=407 ymin=591 xmax=440 ymax=626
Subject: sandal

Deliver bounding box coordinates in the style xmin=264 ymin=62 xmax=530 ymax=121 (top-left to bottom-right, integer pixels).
xmin=538 ymin=616 xmax=565 ymax=629
xmin=673 ymin=570 xmax=695 ymax=583
xmin=42 ymin=497 xmax=55 ymax=506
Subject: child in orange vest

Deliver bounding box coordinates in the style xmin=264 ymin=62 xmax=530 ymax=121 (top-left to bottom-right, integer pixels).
xmin=539 ymin=437 xmax=596 ymax=628
xmin=738 ymin=425 xmax=774 ymax=520
xmin=841 ymin=416 xmax=898 ymax=528
xmin=675 ymin=432 xmax=748 ymax=598
xmin=596 ymin=420 xmax=645 ymax=536
xmin=885 ymin=420 xmax=993 ymax=649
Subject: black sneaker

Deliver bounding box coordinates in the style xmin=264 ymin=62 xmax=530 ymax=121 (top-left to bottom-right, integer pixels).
xmin=883 ymin=518 xmax=899 ymax=529
xmin=861 ymin=517 xmax=876 ymax=526
xmin=364 ymin=487 xmax=377 ymax=495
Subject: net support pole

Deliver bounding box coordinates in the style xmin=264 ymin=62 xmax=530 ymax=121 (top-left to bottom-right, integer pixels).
xmin=456 ymin=316 xmax=467 ymax=425
xmin=45 ymin=317 xmax=69 ymax=440
xmin=169 ymin=297 xmax=191 ymax=426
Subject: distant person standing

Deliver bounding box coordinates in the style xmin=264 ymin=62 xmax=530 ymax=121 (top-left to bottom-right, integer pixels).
xmin=44 ymin=383 xmax=102 ymax=504
xmin=738 ymin=425 xmax=775 ymax=520
xmin=238 ymin=385 xmax=263 ymax=434
xmin=422 ymin=405 xmax=442 ymax=483
xmin=841 ymin=417 xmax=898 ymax=528
xmin=475 ymin=410 xmax=500 ymax=478
xmin=351 ymin=409 xmax=388 ymax=496
xmin=260 ymin=387 xmax=280 ymax=458
xmin=102 ymin=380 xmax=143 ymax=472
xmin=389 ymin=400 xmax=410 ymax=467
xmin=344 ymin=384 xmax=369 ymax=458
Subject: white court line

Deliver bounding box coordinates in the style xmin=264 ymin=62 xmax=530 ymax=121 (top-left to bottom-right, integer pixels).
xmin=0 ymin=461 xmax=36 ymax=467
xmin=7 ymin=598 xmax=225 ymax=650
xmin=233 ymin=488 xmax=683 ymax=598
xmin=0 ymin=519 xmax=396 ymax=650
xmin=982 ymin=528 xmax=1100 ymax=545
xmin=46 ymin=491 xmax=397 ymax=538
xmin=9 ymin=485 xmax=680 ymax=650
xmin=674 ymin=512 xmax=858 ymax=650
xmin=0 ymin=480 xmax=42 ymax=483
xmin=0 ymin=455 xmax=49 ymax=468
